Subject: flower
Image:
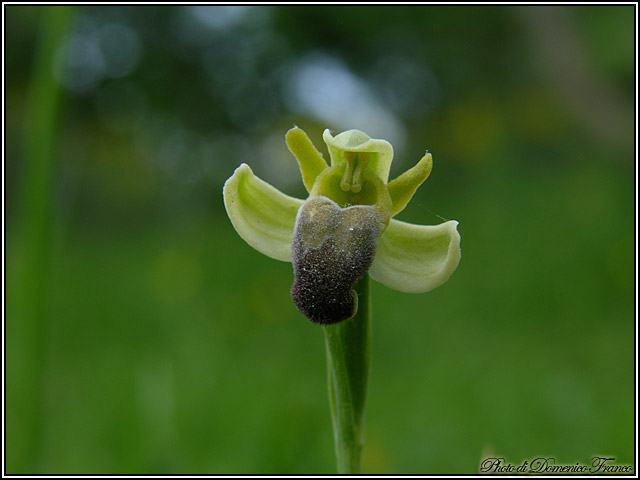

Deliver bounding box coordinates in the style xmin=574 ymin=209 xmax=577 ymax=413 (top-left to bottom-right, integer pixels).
xmin=223 ymin=127 xmax=461 ymax=325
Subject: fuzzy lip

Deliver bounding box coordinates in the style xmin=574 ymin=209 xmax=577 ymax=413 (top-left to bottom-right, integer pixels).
xmin=290 ymin=196 xmax=382 ymax=325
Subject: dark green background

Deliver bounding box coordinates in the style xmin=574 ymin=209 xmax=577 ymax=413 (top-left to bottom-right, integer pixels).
xmin=5 ymin=5 xmax=635 ymax=474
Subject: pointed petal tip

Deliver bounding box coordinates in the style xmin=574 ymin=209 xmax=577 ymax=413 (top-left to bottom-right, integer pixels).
xmin=286 ymin=125 xmax=301 ymax=136
xmin=446 ymin=219 xmax=459 ymax=228
xmin=223 ymin=163 xmax=248 ymax=192
xmin=228 ymin=161 xmax=251 ymax=176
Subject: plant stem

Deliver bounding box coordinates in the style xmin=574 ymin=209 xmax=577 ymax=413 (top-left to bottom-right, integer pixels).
xmin=323 ymin=274 xmax=372 ymax=474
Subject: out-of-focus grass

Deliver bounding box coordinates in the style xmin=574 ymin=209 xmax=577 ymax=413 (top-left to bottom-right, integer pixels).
xmin=8 ymin=216 xmax=335 ymax=473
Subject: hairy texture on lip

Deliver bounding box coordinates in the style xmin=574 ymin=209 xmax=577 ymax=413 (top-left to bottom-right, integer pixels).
xmin=291 ymin=196 xmax=381 ymax=325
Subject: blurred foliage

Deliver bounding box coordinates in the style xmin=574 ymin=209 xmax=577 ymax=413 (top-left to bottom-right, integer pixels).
xmin=5 ymin=5 xmax=635 ymax=474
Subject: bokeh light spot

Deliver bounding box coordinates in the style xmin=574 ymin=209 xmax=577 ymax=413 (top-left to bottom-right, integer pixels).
xmin=282 ymin=52 xmax=406 ymax=152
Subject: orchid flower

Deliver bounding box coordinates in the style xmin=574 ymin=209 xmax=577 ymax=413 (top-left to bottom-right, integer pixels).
xmin=223 ymin=126 xmax=461 ymax=325
xmin=223 ymin=126 xmax=461 ymax=473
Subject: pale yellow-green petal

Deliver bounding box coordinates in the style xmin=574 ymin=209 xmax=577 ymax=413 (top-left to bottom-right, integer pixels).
xmin=369 ymin=218 xmax=461 ymax=293
xmin=387 ymin=152 xmax=433 ymax=216
xmin=285 ymin=126 xmax=328 ymax=192
xmin=223 ymin=164 xmax=304 ymax=262
xmin=323 ymin=129 xmax=394 ymax=183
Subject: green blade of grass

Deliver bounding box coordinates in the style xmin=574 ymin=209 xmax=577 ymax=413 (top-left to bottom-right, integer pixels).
xmin=7 ymin=6 xmax=75 ymax=473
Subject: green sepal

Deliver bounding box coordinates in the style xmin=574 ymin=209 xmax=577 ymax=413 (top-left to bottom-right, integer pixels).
xmin=223 ymin=163 xmax=303 ymax=262
xmin=369 ymin=218 xmax=461 ymax=293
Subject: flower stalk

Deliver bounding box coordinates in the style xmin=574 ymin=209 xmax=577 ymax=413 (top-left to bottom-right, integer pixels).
xmin=324 ymin=274 xmax=371 ymax=474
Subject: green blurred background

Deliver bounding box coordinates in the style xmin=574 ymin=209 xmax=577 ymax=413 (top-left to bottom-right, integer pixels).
xmin=5 ymin=5 xmax=635 ymax=474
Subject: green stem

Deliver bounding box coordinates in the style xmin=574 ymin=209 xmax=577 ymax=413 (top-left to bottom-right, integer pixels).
xmin=323 ymin=274 xmax=372 ymax=474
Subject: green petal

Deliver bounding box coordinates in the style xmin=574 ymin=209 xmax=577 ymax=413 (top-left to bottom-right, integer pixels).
xmin=369 ymin=218 xmax=461 ymax=293
xmin=223 ymin=164 xmax=304 ymax=262
xmin=285 ymin=126 xmax=328 ymax=192
xmin=387 ymin=152 xmax=433 ymax=216
xmin=323 ymin=129 xmax=394 ymax=183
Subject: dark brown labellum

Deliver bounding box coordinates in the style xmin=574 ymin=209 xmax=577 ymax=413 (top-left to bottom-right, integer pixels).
xmin=291 ymin=196 xmax=381 ymax=325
